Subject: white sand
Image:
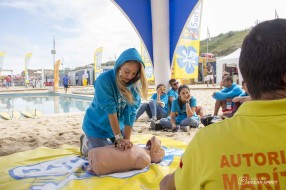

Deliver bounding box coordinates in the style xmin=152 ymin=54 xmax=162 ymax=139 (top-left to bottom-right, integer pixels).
xmin=0 ymin=88 xmax=220 ymax=156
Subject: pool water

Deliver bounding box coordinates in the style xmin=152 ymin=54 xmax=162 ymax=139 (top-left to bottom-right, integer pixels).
xmin=0 ymin=93 xmax=93 ymax=114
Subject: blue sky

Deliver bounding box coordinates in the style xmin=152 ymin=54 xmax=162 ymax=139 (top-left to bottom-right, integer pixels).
xmin=1 ymin=0 xmax=285 ymax=75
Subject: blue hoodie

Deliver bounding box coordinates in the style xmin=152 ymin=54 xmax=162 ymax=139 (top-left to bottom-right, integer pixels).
xmin=212 ymin=83 xmax=243 ymax=101
xmin=82 ymin=48 xmax=144 ymax=139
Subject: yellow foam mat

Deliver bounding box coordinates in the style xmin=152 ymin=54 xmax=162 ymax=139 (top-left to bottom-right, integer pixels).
xmin=0 ymin=134 xmax=187 ymax=190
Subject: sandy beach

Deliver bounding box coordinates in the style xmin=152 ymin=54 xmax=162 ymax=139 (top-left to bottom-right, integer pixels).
xmin=0 ymin=86 xmax=219 ymax=156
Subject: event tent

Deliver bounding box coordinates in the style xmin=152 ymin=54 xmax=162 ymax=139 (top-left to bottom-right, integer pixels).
xmin=216 ymin=48 xmax=243 ymax=85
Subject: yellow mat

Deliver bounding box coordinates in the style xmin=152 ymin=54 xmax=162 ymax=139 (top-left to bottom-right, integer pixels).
xmin=0 ymin=134 xmax=187 ymax=190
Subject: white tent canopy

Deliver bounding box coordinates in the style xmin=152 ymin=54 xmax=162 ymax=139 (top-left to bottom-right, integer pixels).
xmin=216 ymin=48 xmax=243 ymax=85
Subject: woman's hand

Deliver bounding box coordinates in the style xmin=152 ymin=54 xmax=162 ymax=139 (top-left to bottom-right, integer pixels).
xmin=157 ymin=89 xmax=162 ymax=96
xmin=115 ymin=139 xmax=133 ymax=150
xmin=232 ymin=97 xmax=241 ymax=103
xmin=157 ymin=101 xmax=165 ymax=107
xmin=185 ymin=94 xmax=191 ymax=102
xmin=233 ymin=96 xmax=251 ymax=103
xmin=157 ymin=86 xmax=166 ymax=96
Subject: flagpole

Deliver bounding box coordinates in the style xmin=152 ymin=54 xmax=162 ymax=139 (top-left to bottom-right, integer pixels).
xmin=205 ymin=27 xmax=210 ymax=84
xmin=51 ymin=35 xmax=56 ymax=90
xmin=275 ymin=9 xmax=279 ymax=19
xmin=52 ymin=36 xmax=56 ymax=68
xmin=206 ymin=37 xmax=209 ymax=64
xmin=205 ymin=38 xmax=208 ymax=83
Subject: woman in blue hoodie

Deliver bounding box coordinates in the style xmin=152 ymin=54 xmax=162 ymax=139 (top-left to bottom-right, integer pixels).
xmin=81 ymin=48 xmax=148 ymax=156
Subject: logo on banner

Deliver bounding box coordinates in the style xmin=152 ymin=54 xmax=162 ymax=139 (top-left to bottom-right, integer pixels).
xmin=176 ymin=45 xmax=198 ymax=74
xmin=183 ymin=3 xmax=201 ymax=40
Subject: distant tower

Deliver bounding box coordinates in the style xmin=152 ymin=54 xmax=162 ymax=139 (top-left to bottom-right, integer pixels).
xmin=51 ymin=36 xmax=56 ymax=68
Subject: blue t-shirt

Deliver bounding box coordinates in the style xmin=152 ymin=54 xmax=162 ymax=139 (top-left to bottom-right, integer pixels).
xmin=150 ymin=93 xmax=169 ymax=113
xmin=63 ymin=76 xmax=69 ymax=85
xmin=171 ymin=96 xmax=199 ymax=124
xmin=239 ymin=91 xmax=248 ymax=97
xmin=167 ymin=88 xmax=178 ymax=99
xmin=212 ymin=83 xmax=243 ymax=101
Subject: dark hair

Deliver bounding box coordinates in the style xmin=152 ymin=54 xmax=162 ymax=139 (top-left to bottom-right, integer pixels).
xmin=239 ymin=19 xmax=286 ymax=99
xmin=169 ymin=78 xmax=176 ymax=85
xmin=178 ymin=85 xmax=190 ymax=109
xmin=224 ymin=76 xmax=233 ymax=83
xmin=156 ymin=84 xmax=165 ymax=90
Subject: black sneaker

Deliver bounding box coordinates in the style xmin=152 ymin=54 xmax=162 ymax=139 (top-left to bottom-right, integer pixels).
xmin=149 ymin=120 xmax=164 ymax=131
xmin=150 ymin=120 xmax=156 ymax=130
xmin=154 ymin=123 xmax=164 ymax=131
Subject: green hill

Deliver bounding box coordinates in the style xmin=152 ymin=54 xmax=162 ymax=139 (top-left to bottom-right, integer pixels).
xmin=200 ymin=29 xmax=250 ymax=57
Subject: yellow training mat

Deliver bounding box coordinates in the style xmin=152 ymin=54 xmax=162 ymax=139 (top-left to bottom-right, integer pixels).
xmin=0 ymin=134 xmax=187 ymax=190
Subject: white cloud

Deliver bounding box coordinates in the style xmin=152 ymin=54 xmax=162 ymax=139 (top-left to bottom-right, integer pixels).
xmin=2 ymin=0 xmax=285 ymax=75
xmin=1 ymin=0 xmax=140 ymax=74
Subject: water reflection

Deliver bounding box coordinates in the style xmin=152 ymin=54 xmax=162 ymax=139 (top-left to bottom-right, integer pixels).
xmin=0 ymin=94 xmax=91 ymax=114
xmin=60 ymin=97 xmax=71 ymax=113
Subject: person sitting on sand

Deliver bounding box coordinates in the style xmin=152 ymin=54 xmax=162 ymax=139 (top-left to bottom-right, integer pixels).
xmin=212 ymin=75 xmax=243 ymax=117
xmin=159 ymin=85 xmax=200 ymax=132
xmin=168 ymin=78 xmax=204 ymax=118
xmin=136 ymin=84 xmax=168 ymax=122
xmin=228 ymin=81 xmax=251 ymax=117
xmin=88 ymin=136 xmax=165 ymax=175
xmin=167 ymin=79 xmax=179 ymax=107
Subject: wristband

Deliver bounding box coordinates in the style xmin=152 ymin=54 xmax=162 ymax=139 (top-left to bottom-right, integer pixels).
xmin=114 ymin=134 xmax=123 ymax=147
xmin=185 ymin=101 xmax=189 ymax=104
xmin=115 ymin=134 xmax=123 ymax=140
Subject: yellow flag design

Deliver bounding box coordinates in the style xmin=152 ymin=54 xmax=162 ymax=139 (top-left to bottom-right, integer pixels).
xmin=54 ymin=59 xmax=61 ymax=91
xmin=94 ymin=47 xmax=103 ymax=80
xmin=172 ymin=1 xmax=202 ymax=79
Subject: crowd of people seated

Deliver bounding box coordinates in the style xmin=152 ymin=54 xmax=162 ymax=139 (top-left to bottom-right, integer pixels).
xmin=135 ymin=72 xmax=249 ymax=131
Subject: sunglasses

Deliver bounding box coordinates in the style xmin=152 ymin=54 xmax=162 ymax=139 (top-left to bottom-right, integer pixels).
xmin=171 ymin=82 xmax=179 ymax=86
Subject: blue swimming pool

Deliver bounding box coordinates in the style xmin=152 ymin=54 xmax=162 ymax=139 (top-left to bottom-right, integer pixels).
xmin=0 ymin=93 xmax=93 ymax=114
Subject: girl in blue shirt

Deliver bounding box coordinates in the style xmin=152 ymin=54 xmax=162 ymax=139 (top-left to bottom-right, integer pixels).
xmin=136 ymin=84 xmax=168 ymax=121
xmin=81 ymin=48 xmax=148 ymax=155
xmin=159 ymin=85 xmax=199 ymax=132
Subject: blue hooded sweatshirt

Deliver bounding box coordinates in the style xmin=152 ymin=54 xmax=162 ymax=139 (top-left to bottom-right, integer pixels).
xmin=82 ymin=48 xmax=144 ymax=139
xmin=212 ymin=83 xmax=243 ymax=101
